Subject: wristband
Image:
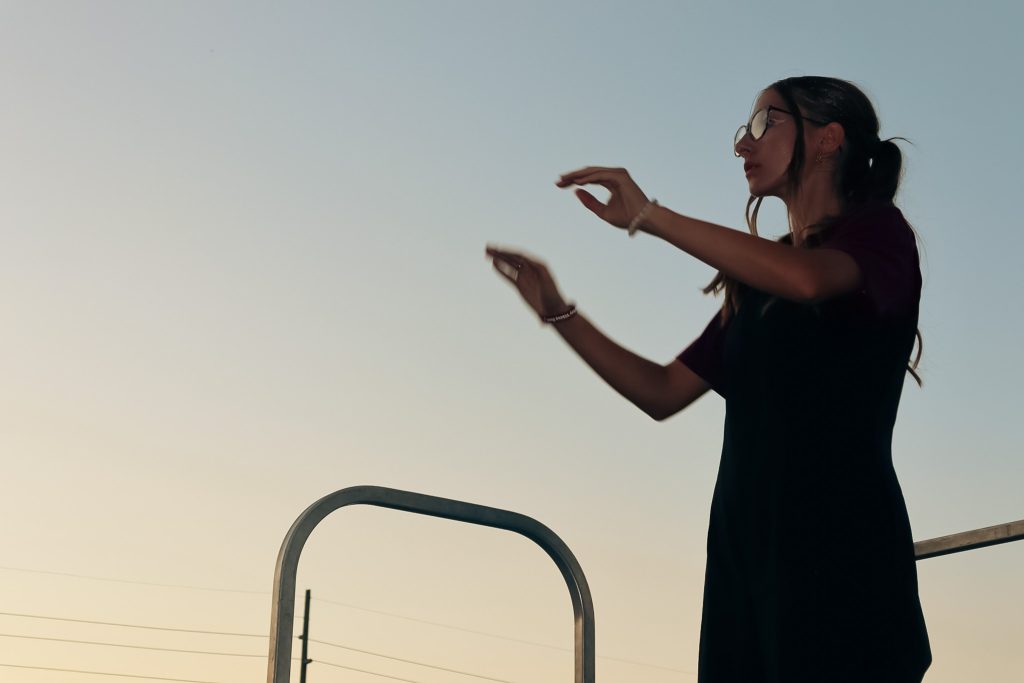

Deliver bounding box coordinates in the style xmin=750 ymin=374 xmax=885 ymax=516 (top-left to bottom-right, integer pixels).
xmin=541 ymin=303 xmax=578 ymax=324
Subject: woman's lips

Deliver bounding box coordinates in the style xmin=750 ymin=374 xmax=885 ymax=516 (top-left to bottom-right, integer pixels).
xmin=745 ymin=165 xmax=759 ymax=176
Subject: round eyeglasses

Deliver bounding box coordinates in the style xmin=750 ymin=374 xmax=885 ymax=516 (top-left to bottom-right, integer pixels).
xmin=733 ymin=105 xmax=830 ymax=157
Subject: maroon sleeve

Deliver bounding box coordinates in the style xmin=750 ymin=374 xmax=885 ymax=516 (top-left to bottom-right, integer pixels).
xmin=677 ymin=308 xmax=730 ymax=398
xmin=820 ymin=205 xmax=921 ymax=318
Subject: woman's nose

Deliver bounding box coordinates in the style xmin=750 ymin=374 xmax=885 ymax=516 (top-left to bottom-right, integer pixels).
xmin=734 ymin=134 xmax=752 ymax=158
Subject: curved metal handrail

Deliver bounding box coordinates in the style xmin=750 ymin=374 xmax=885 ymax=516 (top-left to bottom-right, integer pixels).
xmin=266 ymin=485 xmax=594 ymax=683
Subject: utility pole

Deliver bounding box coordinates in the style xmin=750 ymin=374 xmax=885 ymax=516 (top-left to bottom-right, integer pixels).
xmin=299 ymin=589 xmax=312 ymax=683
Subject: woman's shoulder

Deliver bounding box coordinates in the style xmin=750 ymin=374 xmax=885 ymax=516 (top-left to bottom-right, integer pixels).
xmin=820 ymin=201 xmax=921 ymax=318
xmin=826 ymin=201 xmax=917 ymax=249
xmin=835 ymin=200 xmax=907 ymax=228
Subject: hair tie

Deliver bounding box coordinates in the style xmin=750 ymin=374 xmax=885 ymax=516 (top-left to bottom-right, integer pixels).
xmin=867 ymin=137 xmax=882 ymax=167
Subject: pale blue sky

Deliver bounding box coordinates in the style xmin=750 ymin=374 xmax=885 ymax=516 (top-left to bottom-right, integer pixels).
xmin=1 ymin=2 xmax=1021 ymax=682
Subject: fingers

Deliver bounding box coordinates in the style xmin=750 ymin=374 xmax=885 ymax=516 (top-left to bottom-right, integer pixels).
xmin=487 ymin=245 xmax=532 ymax=286
xmin=486 ymin=245 xmax=545 ymax=270
xmin=574 ymin=188 xmax=606 ymax=217
xmin=486 ymin=249 xmax=525 ymax=280
xmin=571 ymin=173 xmax=620 ymax=188
xmin=492 ymin=257 xmax=519 ymax=283
xmin=486 ymin=246 xmax=521 ymax=267
xmin=557 ymin=166 xmax=615 ymax=185
xmin=556 ymin=166 xmax=626 ymax=187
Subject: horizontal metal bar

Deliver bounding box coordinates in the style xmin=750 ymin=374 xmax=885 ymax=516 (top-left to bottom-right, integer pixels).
xmin=914 ymin=519 xmax=1024 ymax=560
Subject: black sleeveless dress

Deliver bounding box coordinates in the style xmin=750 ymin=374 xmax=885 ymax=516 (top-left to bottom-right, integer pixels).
xmin=678 ymin=202 xmax=932 ymax=683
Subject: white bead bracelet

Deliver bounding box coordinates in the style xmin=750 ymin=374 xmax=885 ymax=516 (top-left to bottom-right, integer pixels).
xmin=627 ymin=199 xmax=658 ymax=238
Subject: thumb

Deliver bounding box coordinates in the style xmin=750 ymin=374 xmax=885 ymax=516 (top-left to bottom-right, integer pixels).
xmin=575 ymin=188 xmax=606 ymax=218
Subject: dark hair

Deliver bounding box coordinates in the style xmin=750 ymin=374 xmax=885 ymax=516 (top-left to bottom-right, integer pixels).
xmin=704 ymin=76 xmax=924 ymax=387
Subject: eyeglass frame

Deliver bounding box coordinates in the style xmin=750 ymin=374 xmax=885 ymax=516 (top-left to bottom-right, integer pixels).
xmin=733 ymin=105 xmax=831 ymax=157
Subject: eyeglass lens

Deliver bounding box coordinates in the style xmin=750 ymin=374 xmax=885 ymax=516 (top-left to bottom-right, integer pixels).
xmin=734 ymin=108 xmax=770 ymax=149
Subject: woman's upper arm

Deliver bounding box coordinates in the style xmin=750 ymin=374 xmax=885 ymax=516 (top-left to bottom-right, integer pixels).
xmin=656 ymin=358 xmax=712 ymax=420
xmin=806 ymin=247 xmax=863 ymax=302
xmin=671 ymin=308 xmax=730 ymax=411
xmin=809 ymin=206 xmax=921 ymax=316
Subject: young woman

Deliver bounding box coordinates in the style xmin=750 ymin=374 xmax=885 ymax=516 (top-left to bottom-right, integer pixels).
xmin=486 ymin=76 xmax=932 ymax=683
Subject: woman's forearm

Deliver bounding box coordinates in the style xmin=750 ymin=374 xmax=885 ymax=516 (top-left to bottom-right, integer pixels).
xmin=549 ymin=311 xmax=668 ymax=420
xmin=641 ymin=204 xmax=814 ymax=303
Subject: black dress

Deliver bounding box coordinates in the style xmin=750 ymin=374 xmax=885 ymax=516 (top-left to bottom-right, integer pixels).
xmin=678 ymin=202 xmax=932 ymax=683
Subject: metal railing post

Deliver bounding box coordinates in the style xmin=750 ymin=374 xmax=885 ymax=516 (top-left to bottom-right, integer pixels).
xmin=266 ymin=485 xmax=594 ymax=683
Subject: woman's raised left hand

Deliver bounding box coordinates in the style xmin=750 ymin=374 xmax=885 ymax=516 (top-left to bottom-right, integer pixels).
xmin=556 ymin=166 xmax=650 ymax=231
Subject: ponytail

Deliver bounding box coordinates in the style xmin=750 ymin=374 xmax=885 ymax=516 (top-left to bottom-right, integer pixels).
xmin=842 ymin=135 xmax=912 ymax=206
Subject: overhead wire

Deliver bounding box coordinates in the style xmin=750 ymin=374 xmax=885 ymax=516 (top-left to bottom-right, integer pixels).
xmin=1 ymin=564 xmax=694 ymax=675
xmin=0 ymin=565 xmax=264 ymax=595
xmin=312 ymin=596 xmax=565 ymax=652
xmin=0 ymin=613 xmax=524 ymax=683
xmin=312 ymin=658 xmax=435 ymax=683
xmin=0 ymin=662 xmax=224 ymax=683
xmin=315 ymin=598 xmax=692 ymax=671
xmin=0 ymin=632 xmax=265 ymax=658
xmin=0 ymin=610 xmax=265 ymax=638
xmin=309 ymin=637 xmax=515 ymax=682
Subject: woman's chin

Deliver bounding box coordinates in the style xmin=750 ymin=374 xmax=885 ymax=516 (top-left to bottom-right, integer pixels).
xmin=745 ymin=180 xmax=777 ymax=199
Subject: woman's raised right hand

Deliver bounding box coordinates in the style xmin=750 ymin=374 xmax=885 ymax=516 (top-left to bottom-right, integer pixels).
xmin=486 ymin=245 xmax=570 ymax=320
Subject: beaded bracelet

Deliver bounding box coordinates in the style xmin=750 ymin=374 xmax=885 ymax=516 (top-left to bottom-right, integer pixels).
xmin=541 ymin=303 xmax=578 ymax=324
xmin=627 ymin=198 xmax=658 ymax=238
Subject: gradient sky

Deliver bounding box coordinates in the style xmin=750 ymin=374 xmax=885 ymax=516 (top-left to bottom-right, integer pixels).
xmin=2 ymin=2 xmax=1022 ymax=682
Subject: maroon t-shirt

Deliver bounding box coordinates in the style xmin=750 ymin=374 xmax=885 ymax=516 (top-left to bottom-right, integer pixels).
xmin=678 ymin=202 xmax=921 ymax=398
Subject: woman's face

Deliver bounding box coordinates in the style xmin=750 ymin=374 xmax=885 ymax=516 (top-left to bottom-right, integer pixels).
xmin=734 ymin=89 xmax=802 ymax=199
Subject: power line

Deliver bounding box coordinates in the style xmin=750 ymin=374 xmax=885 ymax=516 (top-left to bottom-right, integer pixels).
xmin=313 ymin=658 xmax=435 ymax=683
xmin=314 ymin=597 xmax=691 ymax=674
xmin=2 ymin=564 xmax=553 ymax=653
xmin=0 ymin=632 xmax=265 ymax=658
xmin=313 ymin=596 xmax=566 ymax=651
xmin=0 ymin=617 xmax=519 ymax=683
xmin=0 ymin=662 xmax=225 ymax=683
xmin=596 ymin=654 xmax=696 ymax=677
xmin=1 ymin=566 xmax=691 ymax=674
xmin=0 ymin=565 xmax=264 ymax=595
xmin=309 ymin=637 xmax=515 ymax=683
xmin=0 ymin=628 xmax=531 ymax=682
xmin=0 ymin=611 xmax=264 ymax=638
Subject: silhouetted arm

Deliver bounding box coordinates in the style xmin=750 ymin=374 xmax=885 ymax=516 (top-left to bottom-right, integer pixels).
xmin=549 ymin=311 xmax=701 ymax=421
xmin=639 ymin=205 xmax=830 ymax=303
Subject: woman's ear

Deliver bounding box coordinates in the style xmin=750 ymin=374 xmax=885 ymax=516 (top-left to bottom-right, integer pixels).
xmin=822 ymin=121 xmax=846 ymax=153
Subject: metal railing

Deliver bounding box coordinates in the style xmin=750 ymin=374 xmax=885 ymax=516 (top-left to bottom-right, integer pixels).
xmin=914 ymin=518 xmax=1024 ymax=560
xmin=265 ymin=485 xmax=594 ymax=683
xmin=265 ymin=484 xmax=1023 ymax=683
